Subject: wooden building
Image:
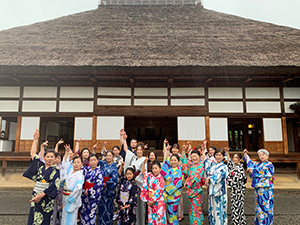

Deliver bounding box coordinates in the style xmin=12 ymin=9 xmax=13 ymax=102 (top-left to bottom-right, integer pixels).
xmin=0 ymin=2 xmax=299 ymax=175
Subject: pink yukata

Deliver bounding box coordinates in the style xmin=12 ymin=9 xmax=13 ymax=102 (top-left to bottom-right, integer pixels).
xmin=140 ymin=172 xmax=167 ymax=225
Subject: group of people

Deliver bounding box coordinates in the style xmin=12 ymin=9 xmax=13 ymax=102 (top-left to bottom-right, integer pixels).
xmin=23 ymin=128 xmax=275 ymax=225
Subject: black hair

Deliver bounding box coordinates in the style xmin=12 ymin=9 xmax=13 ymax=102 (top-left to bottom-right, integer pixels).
xmin=210 ymin=146 xmax=217 ymax=151
xmin=172 ymin=143 xmax=179 ymax=149
xmin=44 ymin=149 xmax=55 ymax=157
xmin=125 ymin=165 xmax=136 ymax=178
xmin=170 ymin=154 xmax=180 ymax=162
xmin=54 ymin=152 xmax=62 ymax=158
xmin=214 ymin=148 xmax=225 ymax=157
xmin=131 ymin=139 xmax=138 ymax=143
xmin=112 ymin=145 xmax=120 ymax=151
xmin=233 ymin=153 xmax=242 ymax=160
xmin=136 ymin=142 xmax=145 ymax=150
xmin=152 ymin=160 xmax=161 ymax=169
xmin=190 ymin=150 xmax=201 ymax=156
xmin=88 ymin=153 xmax=99 ymax=161
xmin=147 ymin=151 xmax=158 ymax=161
xmin=73 ymin=156 xmax=83 ymax=163
xmin=80 ymin=147 xmax=90 ymax=155
xmin=105 ymin=150 xmax=114 ymax=157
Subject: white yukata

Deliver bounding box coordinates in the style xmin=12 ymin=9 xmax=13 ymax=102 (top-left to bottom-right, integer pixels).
xmin=204 ymin=158 xmax=228 ymax=225
xmin=124 ymin=150 xmax=146 ymax=225
xmin=60 ymin=157 xmax=84 ymax=225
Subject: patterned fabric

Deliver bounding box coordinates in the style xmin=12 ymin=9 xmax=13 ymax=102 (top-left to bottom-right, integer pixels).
xmin=227 ymin=159 xmax=247 ymax=225
xmin=116 ymin=176 xmax=139 ymax=225
xmin=161 ymin=158 xmax=183 ymax=225
xmin=23 ymin=155 xmax=60 ymax=225
xmin=204 ymin=158 xmax=228 ymax=225
xmin=81 ymin=166 xmax=104 ymax=225
xmin=60 ymin=158 xmax=84 ymax=225
xmin=254 ymin=187 xmax=274 ymax=225
xmin=97 ymin=160 xmax=118 ymax=225
xmin=208 ymin=194 xmax=228 ymax=225
xmin=181 ymin=154 xmax=205 ymax=225
xmin=243 ymin=154 xmax=275 ymax=225
xmin=140 ymin=172 xmax=167 ymax=225
xmin=124 ymin=150 xmax=146 ymax=225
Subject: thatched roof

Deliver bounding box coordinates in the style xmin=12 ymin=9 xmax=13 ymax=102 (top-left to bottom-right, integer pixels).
xmin=0 ymin=5 xmax=299 ymax=67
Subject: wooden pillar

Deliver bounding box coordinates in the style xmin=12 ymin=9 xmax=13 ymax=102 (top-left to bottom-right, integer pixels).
xmin=14 ymin=116 xmax=22 ymax=153
xmin=297 ymin=162 xmax=300 ymax=180
xmin=2 ymin=161 xmax=7 ymax=180
xmin=92 ymin=116 xmax=97 ymax=148
xmin=0 ymin=117 xmax=2 ymax=131
xmin=205 ymin=116 xmax=210 ymax=148
xmin=282 ymin=117 xmax=288 ymax=155
xmin=293 ymin=120 xmax=300 ymax=152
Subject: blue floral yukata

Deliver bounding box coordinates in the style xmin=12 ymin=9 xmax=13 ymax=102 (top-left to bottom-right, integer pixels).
xmin=81 ymin=166 xmax=103 ymax=225
xmin=116 ymin=175 xmax=139 ymax=225
xmin=243 ymin=154 xmax=275 ymax=225
xmin=97 ymin=160 xmax=118 ymax=225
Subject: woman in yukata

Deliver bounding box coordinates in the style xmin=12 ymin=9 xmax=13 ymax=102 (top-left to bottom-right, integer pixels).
xmin=97 ymin=150 xmax=119 ymax=225
xmin=122 ymin=131 xmax=146 ymax=225
xmin=60 ymin=146 xmax=84 ymax=225
xmin=225 ymin=147 xmax=247 ymax=225
xmin=23 ymin=129 xmax=60 ymax=225
xmin=141 ymin=158 xmax=167 ymax=225
xmin=204 ymin=148 xmax=228 ymax=225
xmin=80 ymin=153 xmax=104 ymax=225
xmin=116 ymin=164 xmax=139 ymax=225
xmin=243 ymin=148 xmax=275 ymax=225
xmin=161 ymin=154 xmax=183 ymax=225
xmin=39 ymin=138 xmax=64 ymax=225
xmin=163 ymin=140 xmax=184 ymax=222
xmin=180 ymin=145 xmax=205 ymax=225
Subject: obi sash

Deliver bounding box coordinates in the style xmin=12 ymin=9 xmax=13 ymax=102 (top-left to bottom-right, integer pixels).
xmin=84 ymin=181 xmax=95 ymax=191
xmin=63 ymin=183 xmax=72 ymax=196
xmin=103 ymin=176 xmax=111 ymax=183
xmin=33 ymin=181 xmax=50 ymax=193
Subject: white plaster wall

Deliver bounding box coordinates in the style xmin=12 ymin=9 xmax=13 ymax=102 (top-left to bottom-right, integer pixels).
xmin=263 ymin=118 xmax=283 ymax=141
xmin=178 ymin=117 xmax=206 ymax=140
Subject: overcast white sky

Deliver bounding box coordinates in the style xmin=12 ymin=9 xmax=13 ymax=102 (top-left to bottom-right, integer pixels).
xmin=0 ymin=0 xmax=300 ymax=31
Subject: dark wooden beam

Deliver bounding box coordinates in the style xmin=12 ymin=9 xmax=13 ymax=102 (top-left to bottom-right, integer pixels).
xmin=283 ymin=77 xmax=294 ymax=83
xmin=206 ymin=77 xmax=213 ymax=83
xmin=89 ymin=75 xmax=97 ymax=83
xmin=50 ymin=75 xmax=58 ymax=83
xmin=129 ymin=76 xmax=134 ymax=84
xmin=10 ymin=76 xmax=20 ymax=82
xmin=244 ymin=76 xmax=253 ymax=83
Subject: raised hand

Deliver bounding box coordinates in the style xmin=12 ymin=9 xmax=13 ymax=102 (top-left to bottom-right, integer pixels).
xmin=166 ymin=144 xmax=171 ymax=151
xmin=123 ymin=132 xmax=128 ymax=140
xmin=224 ymin=147 xmax=230 ymax=153
xmin=144 ymin=144 xmax=148 ymax=150
xmin=41 ymin=141 xmax=48 ymax=147
xmin=164 ymin=138 xmax=168 ymax=144
xmin=243 ymin=149 xmax=248 ymax=155
xmin=102 ymin=142 xmax=107 ymax=147
xmin=76 ymin=138 xmax=82 ymax=142
xmin=203 ymin=139 xmax=207 ymax=146
xmin=57 ymin=139 xmax=64 ymax=145
xmin=33 ymin=129 xmax=39 ymax=140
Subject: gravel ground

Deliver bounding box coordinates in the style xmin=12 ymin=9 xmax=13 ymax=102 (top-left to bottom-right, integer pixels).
xmin=0 ymin=188 xmax=299 ymax=224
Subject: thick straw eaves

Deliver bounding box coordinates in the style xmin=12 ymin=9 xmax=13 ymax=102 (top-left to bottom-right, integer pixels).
xmin=0 ymin=5 xmax=299 ymax=67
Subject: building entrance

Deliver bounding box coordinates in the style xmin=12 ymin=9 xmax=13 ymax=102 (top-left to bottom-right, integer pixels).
xmin=124 ymin=116 xmax=177 ymax=150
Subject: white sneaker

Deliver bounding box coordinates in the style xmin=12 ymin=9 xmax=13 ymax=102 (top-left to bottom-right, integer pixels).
xmin=113 ymin=214 xmax=118 ymax=220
